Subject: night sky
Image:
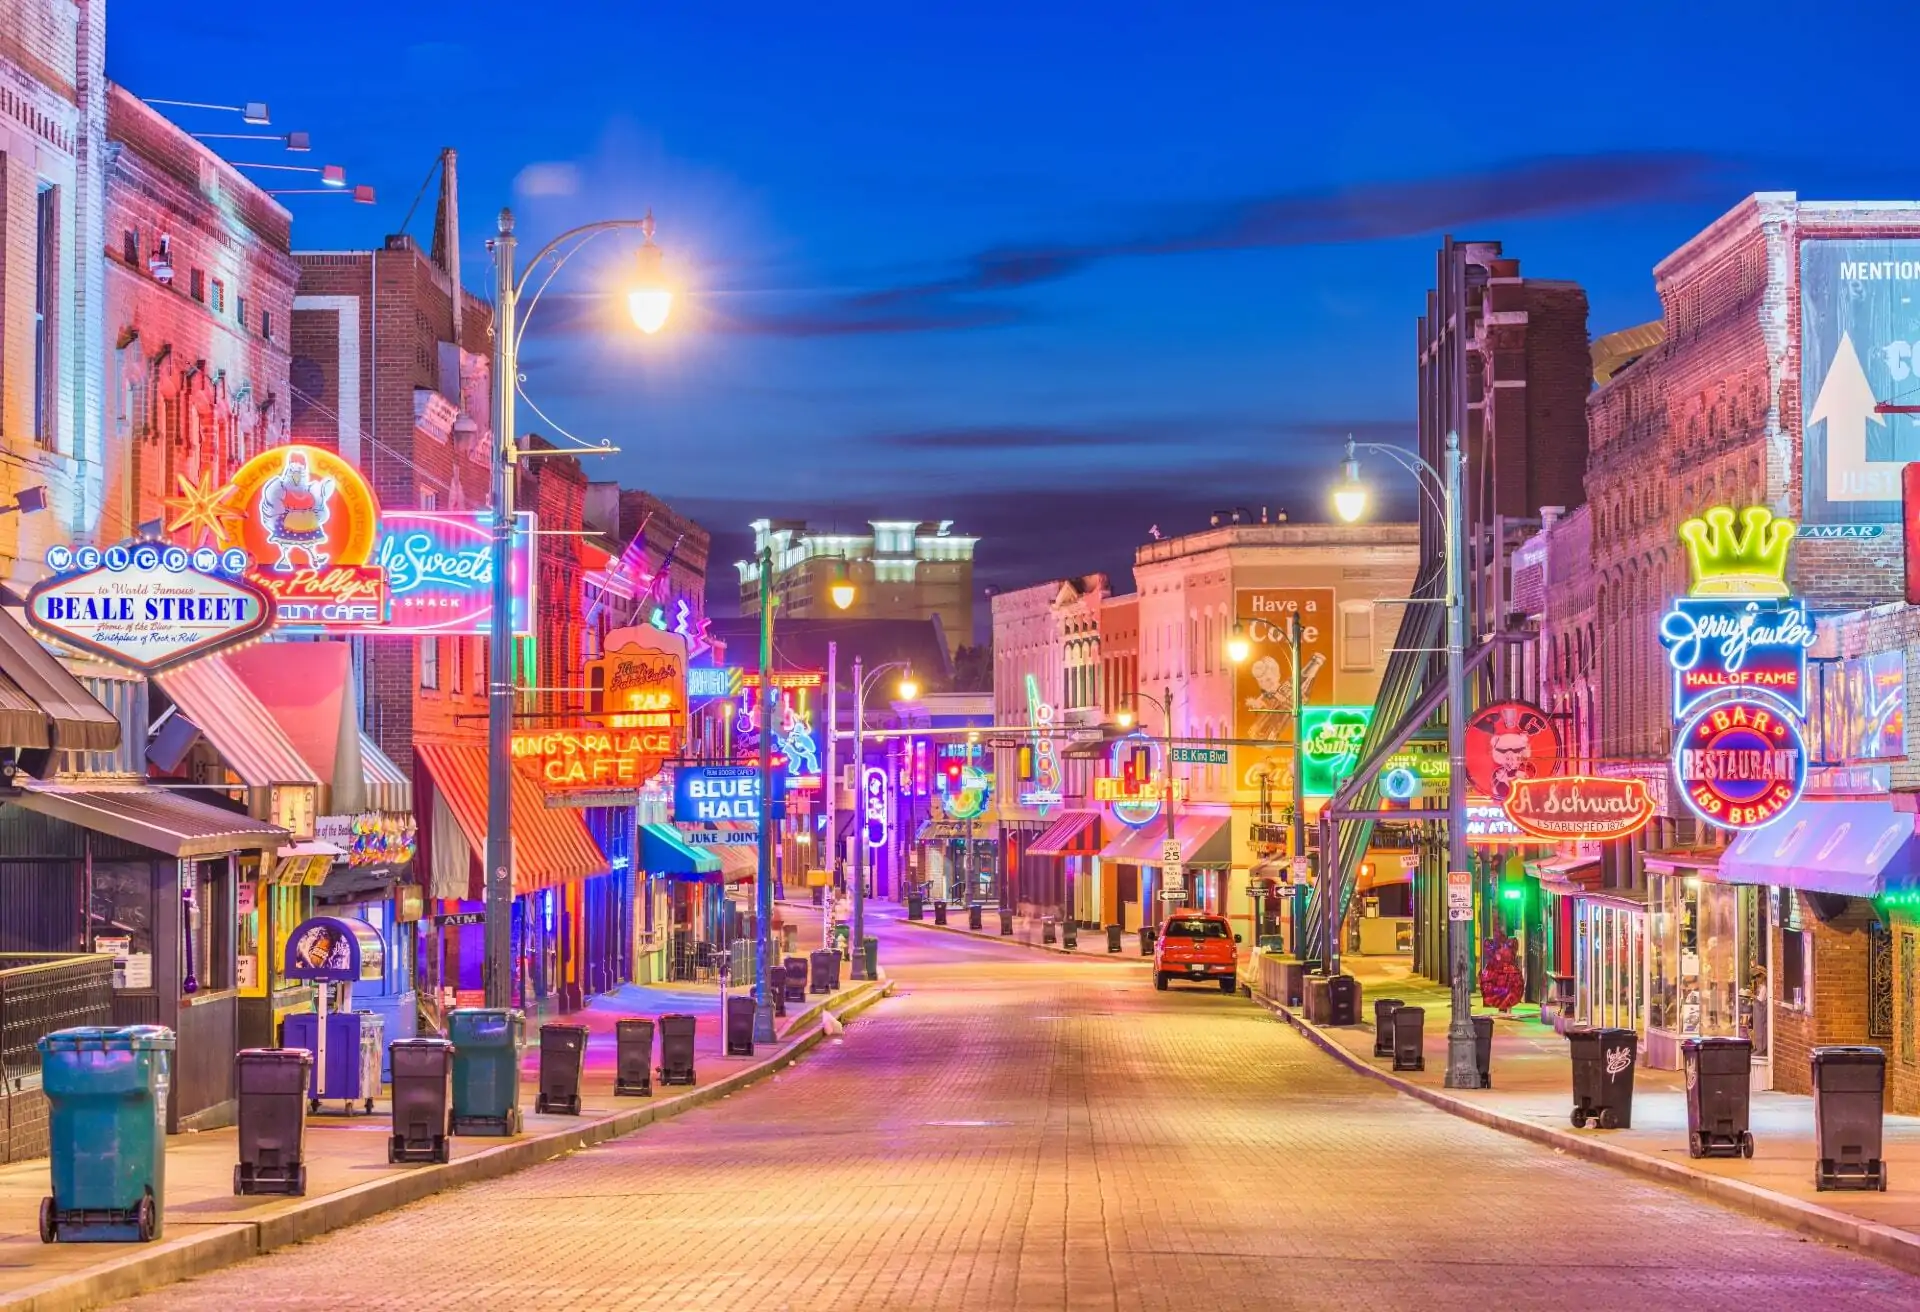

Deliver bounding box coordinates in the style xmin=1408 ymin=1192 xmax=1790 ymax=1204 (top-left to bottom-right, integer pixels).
xmin=110 ymin=0 xmax=1906 ymax=613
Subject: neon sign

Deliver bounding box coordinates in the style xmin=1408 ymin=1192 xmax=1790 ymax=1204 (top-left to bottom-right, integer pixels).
xmin=936 ymin=744 xmax=990 ymax=820
xmin=1660 ymin=600 xmax=1815 ymax=716
xmin=512 ymin=728 xmax=670 ymax=791
xmin=1501 ymin=776 xmax=1656 ymax=842
xmin=1021 ymin=674 xmax=1061 ymax=814
xmin=584 ymin=627 xmax=687 ymax=787
xmin=773 ymin=691 xmax=822 ymax=789
xmin=1679 ymin=504 xmax=1794 ymax=598
xmin=368 ymin=511 xmax=535 ymax=635
xmin=29 ymin=541 xmax=273 ymax=673
xmin=1672 ymin=695 xmax=1806 ymax=831
xmin=179 ymin=445 xmax=389 ymax=629
xmin=1299 ymin=706 xmax=1374 ymax=796
xmin=673 ymin=766 xmax=784 ymax=823
xmin=1103 ymin=731 xmax=1163 ymax=828
xmin=862 ymin=765 xmax=890 ymax=848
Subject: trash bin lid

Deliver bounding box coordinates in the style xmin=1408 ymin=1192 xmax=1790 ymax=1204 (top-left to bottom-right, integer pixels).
xmin=1812 ymin=1044 xmax=1887 ymax=1064
xmin=38 ymin=1024 xmax=175 ymax=1053
xmin=236 ymin=1046 xmax=313 ymax=1064
xmin=391 ymin=1037 xmax=454 ymax=1049
xmin=1681 ymin=1035 xmax=1752 ymax=1050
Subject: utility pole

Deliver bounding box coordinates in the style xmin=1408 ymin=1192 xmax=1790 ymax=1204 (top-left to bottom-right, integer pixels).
xmin=825 ymin=641 xmax=837 ymax=945
xmin=1291 ymin=613 xmax=1309 ymax=960
xmin=1442 ymin=430 xmax=1476 ymax=1089
xmin=754 ymin=547 xmax=776 ymax=1042
xmin=483 ymin=210 xmax=519 ymax=1010
xmin=852 ymin=654 xmax=868 ymax=979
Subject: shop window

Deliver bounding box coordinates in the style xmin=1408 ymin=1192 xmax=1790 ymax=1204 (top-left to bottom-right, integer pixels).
xmin=1780 ymin=925 xmax=1811 ymax=1012
xmin=421 ymin=636 xmax=440 ymax=689
xmin=186 ymin=859 xmax=234 ymax=995
xmin=1339 ymin=601 xmax=1375 ymax=670
xmin=90 ymin=861 xmax=155 ymax=982
xmin=34 ymin=182 xmax=59 ymax=450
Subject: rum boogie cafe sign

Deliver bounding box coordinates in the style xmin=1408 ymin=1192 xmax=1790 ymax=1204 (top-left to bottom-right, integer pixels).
xmin=28 ymin=541 xmax=274 ymax=673
xmin=1502 ymin=776 xmax=1656 ymax=842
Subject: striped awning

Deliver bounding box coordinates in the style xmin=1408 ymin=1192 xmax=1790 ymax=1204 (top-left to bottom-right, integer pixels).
xmin=641 ymin=823 xmax=720 ymax=879
xmin=415 ymin=743 xmax=606 ymax=896
xmin=1098 ymin=810 xmax=1231 ymax=868
xmin=359 ymin=732 xmax=411 ymax=813
xmin=1027 ymin=810 xmax=1101 ymax=858
xmin=156 ymin=655 xmax=319 ymax=789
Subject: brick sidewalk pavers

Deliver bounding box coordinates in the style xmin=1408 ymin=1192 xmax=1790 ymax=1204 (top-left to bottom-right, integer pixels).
xmin=106 ymin=918 xmax=1920 ymax=1311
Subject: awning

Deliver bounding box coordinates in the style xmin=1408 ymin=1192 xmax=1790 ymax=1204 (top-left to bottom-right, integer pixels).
xmin=677 ymin=822 xmax=760 ymax=884
xmin=1525 ymin=856 xmax=1601 ymax=897
xmin=7 ymin=783 xmax=287 ymax=857
xmin=0 ymin=606 xmax=119 ymax=754
xmin=415 ymin=743 xmax=606 ymax=896
xmin=359 ymin=732 xmax=411 ymax=814
xmin=156 ymin=655 xmax=320 ymax=788
xmin=1027 ymin=810 xmax=1102 ymax=858
xmin=714 ymin=842 xmax=758 ymax=883
xmin=223 ymin=644 xmax=366 ymax=810
xmin=1098 ymin=811 xmax=1231 ymax=867
xmin=641 ymin=822 xmax=720 ymax=879
xmin=1640 ymin=847 xmax=1723 ymax=874
xmin=1719 ymin=798 xmax=1920 ymax=899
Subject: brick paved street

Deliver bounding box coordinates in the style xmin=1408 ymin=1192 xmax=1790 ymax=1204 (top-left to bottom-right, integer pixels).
xmin=115 ymin=912 xmax=1920 ymax=1311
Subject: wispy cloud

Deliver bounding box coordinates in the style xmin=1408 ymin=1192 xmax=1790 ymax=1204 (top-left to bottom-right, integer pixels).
xmin=852 ymin=150 xmax=1730 ymax=310
xmin=520 ymin=150 xmax=1728 ymax=342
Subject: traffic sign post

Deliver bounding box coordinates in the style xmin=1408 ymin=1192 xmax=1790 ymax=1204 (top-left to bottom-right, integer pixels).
xmin=1446 ymin=869 xmax=1472 ymax=922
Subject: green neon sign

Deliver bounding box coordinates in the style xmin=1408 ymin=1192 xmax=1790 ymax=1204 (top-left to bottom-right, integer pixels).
xmin=1299 ymin=705 xmax=1374 ymax=797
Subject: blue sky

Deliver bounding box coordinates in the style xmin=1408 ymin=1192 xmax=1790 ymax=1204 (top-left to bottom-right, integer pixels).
xmin=111 ymin=0 xmax=1906 ymax=609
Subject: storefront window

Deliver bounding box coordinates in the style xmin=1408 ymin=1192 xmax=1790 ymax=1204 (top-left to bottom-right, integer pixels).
xmin=186 ymin=858 xmax=234 ymax=995
xmin=1649 ymin=872 xmax=1677 ymax=1031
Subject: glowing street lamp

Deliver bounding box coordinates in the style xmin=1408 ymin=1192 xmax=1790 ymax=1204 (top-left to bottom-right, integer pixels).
xmin=626 ymin=213 xmax=672 ymax=334
xmin=829 ymin=559 xmax=856 ymax=611
xmin=1333 ymin=440 xmax=1370 ymax=523
xmin=1226 ymin=622 xmax=1252 ymax=667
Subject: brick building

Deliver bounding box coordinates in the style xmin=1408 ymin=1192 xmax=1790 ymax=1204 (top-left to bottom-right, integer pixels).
xmin=291 ymin=221 xmax=494 ymax=776
xmin=1581 ymin=194 xmax=1920 ymax=1078
xmin=0 ymin=0 xmax=107 ymax=578
xmin=100 ymin=85 xmax=297 ymax=542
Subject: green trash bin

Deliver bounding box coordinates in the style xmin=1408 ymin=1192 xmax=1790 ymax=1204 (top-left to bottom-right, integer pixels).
xmin=861 ymin=936 xmax=878 ymax=979
xmin=830 ymin=923 xmax=851 ymax=958
xmin=38 ymin=1025 xmax=175 ymax=1243
xmin=448 ymin=1008 xmax=526 ymax=1136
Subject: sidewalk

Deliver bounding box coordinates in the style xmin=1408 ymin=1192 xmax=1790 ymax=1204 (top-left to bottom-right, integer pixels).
xmin=893 ymin=904 xmax=1143 ymax=962
xmin=0 ymin=911 xmax=890 ymax=1312
xmin=1261 ymin=953 xmax=1920 ymax=1275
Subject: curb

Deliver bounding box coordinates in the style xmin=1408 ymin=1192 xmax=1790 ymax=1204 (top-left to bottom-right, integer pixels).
xmin=2 ymin=980 xmax=895 ymax=1312
xmin=1250 ymin=988 xmax=1920 ymax=1278
xmin=894 ymin=914 xmax=1141 ymax=963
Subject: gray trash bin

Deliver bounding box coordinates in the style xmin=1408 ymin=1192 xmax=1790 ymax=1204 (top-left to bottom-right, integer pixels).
xmin=1042 ymin=917 xmax=1058 ymax=945
xmin=1472 ymin=1015 xmax=1494 ymax=1089
xmin=1812 ymin=1045 xmax=1886 ymax=1190
xmin=1683 ymin=1035 xmax=1753 ymax=1159
xmin=1568 ymin=1027 xmax=1637 ymax=1129
xmin=388 ymin=1037 xmax=454 ymax=1162
xmin=1327 ymin=974 xmax=1360 ymax=1026
xmin=1107 ymin=924 xmax=1124 ymax=954
xmin=769 ymin=966 xmax=788 ymax=1018
xmin=1062 ymin=921 xmax=1078 ymax=950
xmin=998 ymin=907 xmax=1015 ymax=936
xmin=783 ymin=957 xmax=809 ymax=1002
xmin=725 ymin=996 xmax=757 ymax=1057
xmin=933 ymin=901 xmax=949 ymax=926
xmin=968 ymin=903 xmax=984 ymax=930
xmin=535 ymin=1023 xmax=588 ymax=1115
xmin=1391 ymin=1006 xmax=1425 ymax=1071
xmin=1139 ymin=927 xmax=1157 ymax=957
xmin=809 ymin=949 xmax=835 ymax=994
xmin=658 ymin=1014 xmax=697 ymax=1085
xmin=235 ymin=1047 xmax=312 ymax=1195
xmin=1373 ymin=999 xmax=1404 ymax=1057
xmin=614 ymin=1019 xmax=654 ymax=1097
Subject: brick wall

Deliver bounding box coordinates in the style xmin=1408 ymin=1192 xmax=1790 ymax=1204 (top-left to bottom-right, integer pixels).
xmin=100 ymin=85 xmax=297 ymax=543
xmin=1771 ymin=893 xmax=1875 ymax=1096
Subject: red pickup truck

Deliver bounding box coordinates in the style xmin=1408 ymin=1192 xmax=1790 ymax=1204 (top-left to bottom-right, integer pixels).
xmin=1153 ymin=913 xmax=1241 ymax=993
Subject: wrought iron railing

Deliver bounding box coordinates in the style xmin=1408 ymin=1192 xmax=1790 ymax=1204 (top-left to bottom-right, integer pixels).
xmin=0 ymin=953 xmax=115 ymax=1088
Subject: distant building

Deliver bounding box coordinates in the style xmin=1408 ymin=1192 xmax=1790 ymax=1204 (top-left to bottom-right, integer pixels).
xmin=735 ymin=518 xmax=978 ymax=653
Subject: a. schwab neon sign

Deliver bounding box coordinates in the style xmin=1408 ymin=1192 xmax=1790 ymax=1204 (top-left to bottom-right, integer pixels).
xmin=1019 ymin=674 xmax=1062 ymax=815
xmin=369 ymin=511 xmax=536 ymax=636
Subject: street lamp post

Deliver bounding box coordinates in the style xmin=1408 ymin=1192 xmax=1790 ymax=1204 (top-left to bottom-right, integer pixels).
xmin=1227 ymin=617 xmax=1323 ymax=955
xmin=485 ymin=206 xmax=669 ymax=1010
xmin=850 ymin=656 xmax=916 ymax=979
xmin=1119 ymin=688 xmax=1182 ymax=917
xmin=754 ymin=546 xmax=777 ymax=1041
xmin=1333 ymin=429 xmax=1475 ymax=1089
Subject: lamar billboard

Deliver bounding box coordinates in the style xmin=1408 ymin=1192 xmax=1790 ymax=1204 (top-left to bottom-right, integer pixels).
xmin=1801 ymin=237 xmax=1920 ymax=525
xmin=1232 ymin=587 xmax=1333 ymax=793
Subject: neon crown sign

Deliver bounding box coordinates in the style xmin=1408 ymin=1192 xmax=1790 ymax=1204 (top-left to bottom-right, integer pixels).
xmin=1679 ymin=505 xmax=1794 ymax=598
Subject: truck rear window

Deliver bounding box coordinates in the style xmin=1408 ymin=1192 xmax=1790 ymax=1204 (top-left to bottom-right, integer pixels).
xmin=1163 ymin=918 xmax=1227 ymax=939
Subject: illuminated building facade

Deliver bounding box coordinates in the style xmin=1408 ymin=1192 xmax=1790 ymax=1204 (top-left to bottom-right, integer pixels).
xmin=736 ymin=518 xmax=978 ymax=653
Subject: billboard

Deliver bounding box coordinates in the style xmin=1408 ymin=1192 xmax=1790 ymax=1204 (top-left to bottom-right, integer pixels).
xmin=1800 ymin=238 xmax=1920 ymax=525
xmin=1232 ymin=587 xmax=1334 ymax=792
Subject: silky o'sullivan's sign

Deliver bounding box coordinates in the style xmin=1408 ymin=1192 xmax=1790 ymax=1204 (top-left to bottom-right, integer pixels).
xmin=28 ymin=541 xmax=274 ymax=673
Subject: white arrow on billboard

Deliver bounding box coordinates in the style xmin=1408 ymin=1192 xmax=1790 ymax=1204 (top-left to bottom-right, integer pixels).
xmin=1810 ymin=330 xmax=1897 ymax=502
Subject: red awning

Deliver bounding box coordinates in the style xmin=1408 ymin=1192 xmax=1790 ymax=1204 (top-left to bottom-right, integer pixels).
xmin=156 ymin=655 xmax=321 ymax=789
xmin=415 ymin=743 xmax=606 ymax=896
xmin=1099 ymin=810 xmax=1230 ymax=867
xmin=1028 ymin=810 xmax=1102 ymax=857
